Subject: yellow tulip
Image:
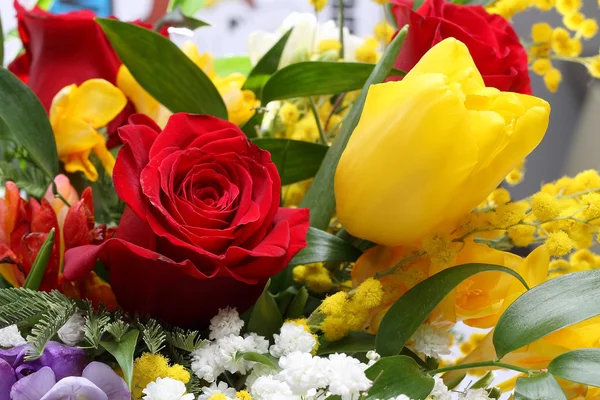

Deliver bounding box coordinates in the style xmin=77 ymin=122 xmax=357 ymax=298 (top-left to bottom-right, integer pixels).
xmin=334 ymin=38 xmax=550 ymax=246
xmin=50 ymin=79 xmax=127 ymax=182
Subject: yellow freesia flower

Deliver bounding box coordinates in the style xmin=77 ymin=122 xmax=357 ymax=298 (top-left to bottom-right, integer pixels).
xmin=334 ymin=38 xmax=550 ymax=246
xmin=50 ymin=79 xmax=127 ymax=182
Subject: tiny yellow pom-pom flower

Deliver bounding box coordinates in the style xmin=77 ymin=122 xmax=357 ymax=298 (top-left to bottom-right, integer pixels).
xmin=318 ymin=38 xmax=342 ymax=53
xmin=352 ymin=278 xmax=384 ymax=309
xmin=533 ymin=0 xmax=554 ymax=10
xmin=374 ymin=21 xmax=395 ymax=43
xmin=508 ymin=224 xmax=537 ymax=247
xmin=570 ymin=249 xmax=598 ymax=269
xmin=422 ymin=233 xmax=459 ymax=267
xmin=586 ymin=57 xmax=600 ymax=78
xmin=544 ymin=68 xmax=562 ymax=93
xmin=531 ymin=192 xmax=562 ymax=221
xmin=546 ymin=231 xmax=574 ymax=257
xmin=532 ymin=22 xmax=554 ymax=43
xmin=532 ymin=58 xmax=552 ymax=75
xmin=552 ymin=26 xmax=571 ymax=43
xmin=582 ymin=193 xmax=600 ymax=220
xmin=279 ymin=103 xmax=300 ymax=126
xmin=236 ymin=391 xmax=253 ymax=400
xmin=309 ymin=0 xmax=328 ymax=11
xmin=579 ymin=19 xmax=599 ymax=39
xmin=555 ymin=0 xmax=582 ymax=16
xmin=489 ymin=188 xmax=511 ymax=206
xmin=563 ymin=12 xmax=584 ymax=31
xmin=505 ymin=169 xmax=524 ymax=185
xmin=320 ymin=292 xmax=347 ymax=316
xmin=321 ymin=316 xmax=349 ymax=341
xmin=130 ymin=353 xmax=189 ymax=399
xmin=355 ymin=38 xmax=379 ymax=63
xmin=494 ymin=202 xmax=529 ymax=228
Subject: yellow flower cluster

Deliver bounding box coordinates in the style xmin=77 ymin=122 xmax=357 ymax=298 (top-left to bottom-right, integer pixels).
xmin=549 ymin=248 xmax=600 ymax=278
xmin=293 ymin=262 xmax=334 ymax=293
xmin=130 ymin=353 xmax=191 ymax=399
xmin=316 ymin=278 xmax=384 ymax=341
xmin=309 ymin=0 xmax=328 ymax=12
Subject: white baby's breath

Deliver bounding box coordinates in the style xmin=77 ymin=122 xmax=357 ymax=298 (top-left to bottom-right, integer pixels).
xmin=325 ymin=353 xmax=372 ymax=400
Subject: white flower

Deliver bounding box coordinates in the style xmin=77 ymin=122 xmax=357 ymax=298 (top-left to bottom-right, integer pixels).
xmin=142 ymin=377 xmax=194 ymax=400
xmin=412 ymin=324 xmax=452 ymax=359
xmin=198 ymin=381 xmax=236 ymax=400
xmin=324 ymin=353 xmax=372 ymax=399
xmin=191 ymin=343 xmax=224 ymax=382
xmin=458 ymin=388 xmax=492 ymax=400
xmin=245 ymin=363 xmax=275 ymax=389
xmin=245 ymin=332 xmax=270 ymax=354
xmin=58 ymin=313 xmax=85 ymax=346
xmin=247 ymin=12 xmax=364 ymax=67
xmin=217 ymin=334 xmax=262 ymax=374
xmin=0 ymin=325 xmax=26 ymax=348
xmin=209 ymin=307 xmax=244 ymax=340
xmin=430 ymin=376 xmax=452 ymax=400
xmin=251 ymin=375 xmax=295 ymax=399
xmin=366 ymin=351 xmax=381 ymax=366
xmin=270 ymin=322 xmax=316 ymax=358
xmin=277 ymin=351 xmax=328 ymax=396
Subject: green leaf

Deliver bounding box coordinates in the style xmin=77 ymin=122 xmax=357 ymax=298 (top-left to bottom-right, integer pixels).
xmin=0 ymin=68 xmax=58 ymax=178
xmin=171 ymin=0 xmax=206 ymax=15
xmin=286 ymin=286 xmax=308 ymax=319
xmin=241 ymin=112 xmax=263 ymax=138
xmin=261 ymin=62 xmax=405 ymax=104
xmin=247 ymin=281 xmax=283 ymax=338
xmin=548 ymin=349 xmax=600 ymax=387
xmin=494 ymin=270 xmax=600 ymax=359
xmin=97 ymin=19 xmax=227 ymax=119
xmin=299 ymin=26 xmax=408 ymax=230
xmin=156 ymin=8 xmax=210 ymax=31
xmin=376 ymin=263 xmax=529 ymax=357
xmin=100 ymin=329 xmax=139 ymax=389
xmin=471 ymin=372 xmax=495 ymax=389
xmin=23 ymin=228 xmax=55 ymax=291
xmin=514 ymin=373 xmax=567 ymax=400
xmin=0 ymin=11 xmax=4 ymax=66
xmin=243 ymin=29 xmax=293 ymax=96
xmin=252 ymin=138 xmax=328 ymax=185
xmin=214 ymin=56 xmax=253 ymax=77
xmin=365 ymin=356 xmax=434 ymax=400
xmin=239 ymin=352 xmax=279 ymax=369
xmin=318 ymin=332 xmax=375 ymax=355
xmin=36 ymin=0 xmax=55 ymax=10
xmin=289 ymin=227 xmax=362 ymax=266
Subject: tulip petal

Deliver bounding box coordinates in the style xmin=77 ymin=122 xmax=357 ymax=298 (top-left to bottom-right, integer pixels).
xmin=68 ymin=79 xmax=127 ymax=128
xmin=10 ymin=367 xmax=55 ymax=400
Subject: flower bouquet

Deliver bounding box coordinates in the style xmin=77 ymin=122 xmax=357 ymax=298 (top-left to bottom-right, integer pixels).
xmin=0 ymin=0 xmax=600 ymax=398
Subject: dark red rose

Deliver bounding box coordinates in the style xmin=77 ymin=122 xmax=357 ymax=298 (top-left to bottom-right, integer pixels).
xmin=64 ymin=113 xmax=310 ymax=328
xmin=391 ymin=0 xmax=531 ymax=94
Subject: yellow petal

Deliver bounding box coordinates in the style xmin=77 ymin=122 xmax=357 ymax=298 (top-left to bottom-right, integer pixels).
xmin=68 ymin=79 xmax=127 ymax=128
xmin=93 ymin=138 xmax=116 ymax=177
xmin=49 ymin=84 xmax=76 ymax=128
xmin=54 ymin=118 xmax=101 ymax=156
xmin=182 ymin=41 xmax=215 ymax=78
xmin=117 ymin=65 xmax=167 ymax=125
xmin=62 ymin=150 xmax=99 ymax=182
xmin=335 ymin=75 xmax=479 ymax=246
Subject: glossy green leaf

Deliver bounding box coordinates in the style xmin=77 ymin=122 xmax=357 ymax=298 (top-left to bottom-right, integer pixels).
xmin=23 ymin=229 xmax=55 ymax=291
xmin=494 ymin=270 xmax=600 ymax=359
xmin=100 ymin=329 xmax=139 ymax=388
xmin=156 ymin=8 xmax=210 ymax=31
xmin=239 ymin=352 xmax=279 ymax=369
xmin=247 ymin=281 xmax=283 ymax=338
xmin=214 ymin=56 xmax=252 ymax=77
xmin=243 ymin=29 xmax=293 ymax=96
xmin=252 ymin=138 xmax=328 ymax=185
xmin=0 ymin=11 xmax=4 ymax=66
xmin=0 ymin=68 xmax=58 ymax=178
xmin=548 ymin=349 xmax=600 ymax=387
xmin=376 ymin=263 xmax=528 ymax=357
xmin=318 ymin=332 xmax=375 ymax=355
xmin=262 ymin=62 xmax=405 ymax=104
xmin=365 ymin=356 xmax=434 ymax=400
xmin=471 ymin=372 xmax=494 ymax=389
xmin=289 ymin=227 xmax=362 ymax=266
xmin=514 ymin=373 xmax=567 ymax=400
xmin=299 ymin=26 xmax=408 ymax=231
xmin=97 ymin=19 xmax=227 ymax=119
xmin=241 ymin=112 xmax=263 ymax=138
xmin=286 ymin=286 xmax=308 ymax=319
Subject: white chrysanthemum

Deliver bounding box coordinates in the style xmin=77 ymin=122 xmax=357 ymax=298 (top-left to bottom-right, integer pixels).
xmin=245 ymin=332 xmax=270 ymax=354
xmin=142 ymin=377 xmax=194 ymax=400
xmin=198 ymin=381 xmax=236 ymax=400
xmin=251 ymin=375 xmax=294 ymax=399
xmin=209 ymin=307 xmax=244 ymax=340
xmin=216 ymin=334 xmax=270 ymax=375
xmin=430 ymin=376 xmax=451 ymax=400
xmin=277 ymin=351 xmax=328 ymax=396
xmin=58 ymin=313 xmax=85 ymax=346
xmin=458 ymin=388 xmax=492 ymax=400
xmin=324 ymin=353 xmax=372 ymax=399
xmin=245 ymin=363 xmax=275 ymax=389
xmin=191 ymin=343 xmax=224 ymax=382
xmin=0 ymin=325 xmax=26 ymax=348
xmin=412 ymin=324 xmax=452 ymax=359
xmin=270 ymin=322 xmax=316 ymax=358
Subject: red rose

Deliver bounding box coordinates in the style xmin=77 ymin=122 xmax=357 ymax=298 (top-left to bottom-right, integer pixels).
xmin=391 ymin=0 xmax=531 ymax=94
xmin=64 ymin=113 xmax=310 ymax=328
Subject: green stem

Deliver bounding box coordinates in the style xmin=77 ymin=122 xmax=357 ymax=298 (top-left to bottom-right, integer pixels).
xmin=374 ymin=252 xmax=425 ymax=278
xmin=52 ymin=181 xmax=71 ymax=208
xmin=309 ymin=97 xmax=328 ymax=145
xmin=338 ymin=0 xmax=345 ymax=59
xmin=428 ymin=360 xmax=535 ymax=376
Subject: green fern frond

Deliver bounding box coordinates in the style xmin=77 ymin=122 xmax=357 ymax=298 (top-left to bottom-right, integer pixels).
xmin=25 ymin=300 xmax=76 ymax=360
xmin=165 ymin=327 xmax=207 ymax=352
xmin=0 ymin=289 xmax=71 ymax=328
xmin=81 ymin=302 xmax=110 ymax=349
xmin=141 ymin=319 xmax=166 ymax=354
xmin=105 ymin=320 xmax=130 ymax=342
xmin=186 ymin=375 xmax=203 ymax=395
xmin=0 ymin=160 xmax=49 ymax=198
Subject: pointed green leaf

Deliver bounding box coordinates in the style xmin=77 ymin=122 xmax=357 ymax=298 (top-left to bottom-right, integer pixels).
xmin=318 ymin=332 xmax=375 ymax=355
xmin=494 ymin=270 xmax=600 ymax=359
xmin=261 ymin=62 xmax=405 ymax=104
xmin=214 ymin=56 xmax=252 ymax=77
xmin=289 ymin=227 xmax=362 ymax=266
xmin=376 ymin=263 xmax=528 ymax=357
xmin=0 ymin=11 xmax=4 ymax=66
xmin=23 ymin=228 xmax=55 ymax=291
xmin=252 ymin=138 xmax=328 ymax=185
xmin=286 ymin=286 xmax=308 ymax=319
xmin=0 ymin=68 xmax=58 ymax=178
xmin=299 ymin=26 xmax=408 ymax=231
xmin=243 ymin=29 xmax=293 ymax=96
xmin=247 ymin=281 xmax=283 ymax=338
xmin=239 ymin=352 xmax=279 ymax=370
xmin=365 ymin=356 xmax=434 ymax=400
xmin=156 ymin=8 xmax=210 ymax=31
xmin=100 ymin=329 xmax=139 ymax=388
xmin=241 ymin=112 xmax=263 ymax=138
xmin=97 ymin=18 xmax=227 ymax=119
xmin=548 ymin=349 xmax=600 ymax=387
xmin=514 ymin=373 xmax=567 ymax=400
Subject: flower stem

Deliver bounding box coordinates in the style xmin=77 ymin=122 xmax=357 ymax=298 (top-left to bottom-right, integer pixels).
xmin=427 ymin=360 xmax=535 ymax=376
xmin=52 ymin=181 xmax=71 ymax=208
xmin=338 ymin=0 xmax=345 ymax=59
xmin=309 ymin=97 xmax=328 ymax=145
